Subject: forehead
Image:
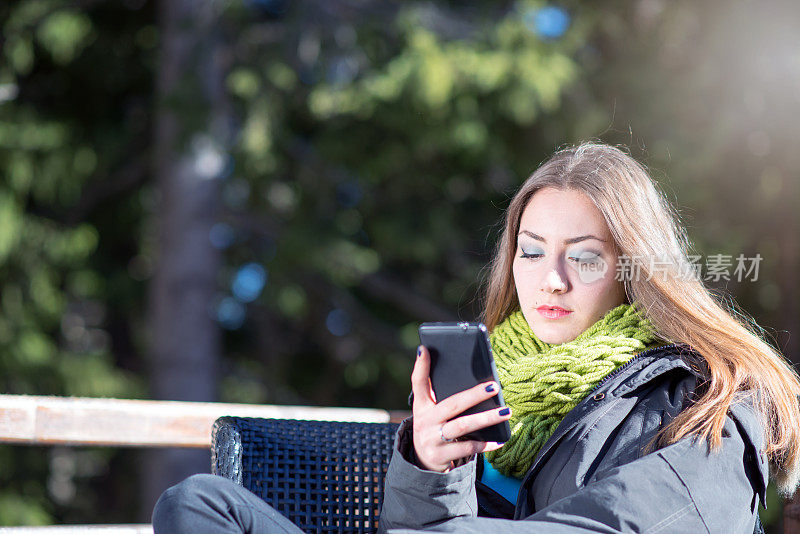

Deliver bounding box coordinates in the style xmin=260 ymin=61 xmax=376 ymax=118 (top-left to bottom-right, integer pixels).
xmin=518 ymin=188 xmax=612 ymax=240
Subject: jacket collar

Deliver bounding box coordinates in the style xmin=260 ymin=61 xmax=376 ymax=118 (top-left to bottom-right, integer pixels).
xmin=513 ymin=344 xmax=697 ymax=518
xmin=607 ymin=344 xmax=697 ymax=397
xmin=541 ymin=344 xmax=696 ymax=450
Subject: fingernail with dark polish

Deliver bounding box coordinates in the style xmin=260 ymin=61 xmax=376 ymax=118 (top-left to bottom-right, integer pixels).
xmin=417 ymin=346 xmax=422 ymax=358
xmin=485 ymin=384 xmax=495 ymax=393
xmin=498 ymin=407 xmax=511 ymax=416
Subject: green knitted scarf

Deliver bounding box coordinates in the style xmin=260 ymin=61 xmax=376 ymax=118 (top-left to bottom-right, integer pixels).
xmin=484 ymin=303 xmax=659 ymax=478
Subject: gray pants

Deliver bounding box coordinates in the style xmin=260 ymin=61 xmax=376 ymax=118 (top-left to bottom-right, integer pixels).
xmin=152 ymin=474 xmax=305 ymax=534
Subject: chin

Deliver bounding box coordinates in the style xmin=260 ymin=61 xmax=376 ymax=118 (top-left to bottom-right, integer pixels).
xmin=534 ymin=326 xmax=579 ymax=345
xmin=521 ymin=311 xmax=579 ymax=344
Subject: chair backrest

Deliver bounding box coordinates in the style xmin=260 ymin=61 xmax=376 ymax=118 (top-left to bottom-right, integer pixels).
xmin=211 ymin=417 xmax=399 ymax=534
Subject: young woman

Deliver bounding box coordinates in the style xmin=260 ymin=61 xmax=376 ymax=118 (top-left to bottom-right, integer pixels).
xmin=153 ymin=142 xmax=800 ymax=533
xmin=377 ymin=143 xmax=800 ymax=533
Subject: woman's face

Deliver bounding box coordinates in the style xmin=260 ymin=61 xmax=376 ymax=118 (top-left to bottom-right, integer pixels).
xmin=512 ymin=187 xmax=626 ymax=344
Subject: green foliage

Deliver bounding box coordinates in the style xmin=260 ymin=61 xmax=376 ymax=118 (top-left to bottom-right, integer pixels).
xmin=36 ymin=10 xmax=94 ymax=65
xmin=209 ymin=1 xmax=591 ymax=422
xmin=0 ymin=492 xmax=52 ymax=525
xmin=0 ymin=0 xmax=149 ymax=523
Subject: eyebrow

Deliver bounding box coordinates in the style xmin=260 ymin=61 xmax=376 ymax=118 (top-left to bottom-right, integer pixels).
xmin=518 ymin=230 xmax=607 ymax=245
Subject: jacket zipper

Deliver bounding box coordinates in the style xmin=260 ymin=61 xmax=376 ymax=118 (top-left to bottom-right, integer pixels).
xmin=512 ymin=342 xmax=684 ymax=517
xmin=585 ymin=342 xmax=683 ymax=397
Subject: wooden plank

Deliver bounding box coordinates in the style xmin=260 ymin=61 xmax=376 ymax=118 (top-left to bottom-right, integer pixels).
xmin=388 ymin=410 xmax=411 ymax=423
xmin=0 ymin=396 xmax=35 ymax=441
xmin=0 ymin=526 xmax=151 ymax=533
xmin=0 ymin=395 xmax=390 ymax=448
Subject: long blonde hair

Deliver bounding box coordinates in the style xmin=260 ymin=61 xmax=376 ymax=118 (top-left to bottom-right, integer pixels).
xmin=482 ymin=142 xmax=800 ymax=495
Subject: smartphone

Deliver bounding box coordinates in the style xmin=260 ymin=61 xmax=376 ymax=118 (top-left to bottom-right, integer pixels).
xmin=418 ymin=322 xmax=511 ymax=443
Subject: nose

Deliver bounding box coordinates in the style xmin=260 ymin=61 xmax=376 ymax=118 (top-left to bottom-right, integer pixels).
xmin=542 ymin=267 xmax=568 ymax=294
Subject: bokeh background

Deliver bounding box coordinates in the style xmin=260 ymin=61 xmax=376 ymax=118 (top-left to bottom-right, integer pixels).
xmin=1 ymin=0 xmax=797 ymax=530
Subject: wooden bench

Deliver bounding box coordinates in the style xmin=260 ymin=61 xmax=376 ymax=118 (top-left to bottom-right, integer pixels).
xmin=0 ymin=394 xmax=399 ymax=533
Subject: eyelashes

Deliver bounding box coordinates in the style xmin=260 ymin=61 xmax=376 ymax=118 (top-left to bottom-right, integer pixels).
xmin=520 ymin=246 xmax=545 ymax=259
xmin=519 ymin=249 xmax=603 ymax=264
xmin=571 ymin=252 xmax=603 ymax=265
xmin=520 ymin=251 xmax=543 ymax=259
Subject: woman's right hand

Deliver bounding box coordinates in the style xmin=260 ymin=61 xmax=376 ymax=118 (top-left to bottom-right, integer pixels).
xmin=411 ymin=345 xmax=513 ymax=473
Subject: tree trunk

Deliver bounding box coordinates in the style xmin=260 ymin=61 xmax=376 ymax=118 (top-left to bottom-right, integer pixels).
xmin=141 ymin=0 xmax=228 ymax=519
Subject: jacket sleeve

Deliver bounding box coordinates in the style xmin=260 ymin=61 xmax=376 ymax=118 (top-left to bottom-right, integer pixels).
xmin=380 ymin=405 xmax=766 ymax=534
xmin=378 ymin=417 xmax=479 ymax=534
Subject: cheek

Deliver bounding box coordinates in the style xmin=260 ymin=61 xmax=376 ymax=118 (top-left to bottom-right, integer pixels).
xmin=512 ymin=262 xmax=523 ymax=293
xmin=582 ymin=276 xmax=625 ymax=313
xmin=512 ymin=261 xmax=535 ymax=298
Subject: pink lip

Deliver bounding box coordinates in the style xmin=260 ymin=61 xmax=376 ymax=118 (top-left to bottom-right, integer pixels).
xmin=536 ymin=305 xmax=573 ymax=319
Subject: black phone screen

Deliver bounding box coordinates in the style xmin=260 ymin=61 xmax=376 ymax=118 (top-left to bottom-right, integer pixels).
xmin=418 ymin=322 xmax=510 ymax=443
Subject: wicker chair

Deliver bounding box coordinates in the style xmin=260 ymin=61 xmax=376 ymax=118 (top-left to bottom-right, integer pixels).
xmin=211 ymin=417 xmax=399 ymax=534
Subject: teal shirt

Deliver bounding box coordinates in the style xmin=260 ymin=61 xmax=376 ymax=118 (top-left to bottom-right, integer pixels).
xmin=480 ymin=455 xmax=522 ymax=504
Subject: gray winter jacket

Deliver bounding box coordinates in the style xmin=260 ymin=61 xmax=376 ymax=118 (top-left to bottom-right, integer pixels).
xmin=378 ymin=345 xmax=768 ymax=533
